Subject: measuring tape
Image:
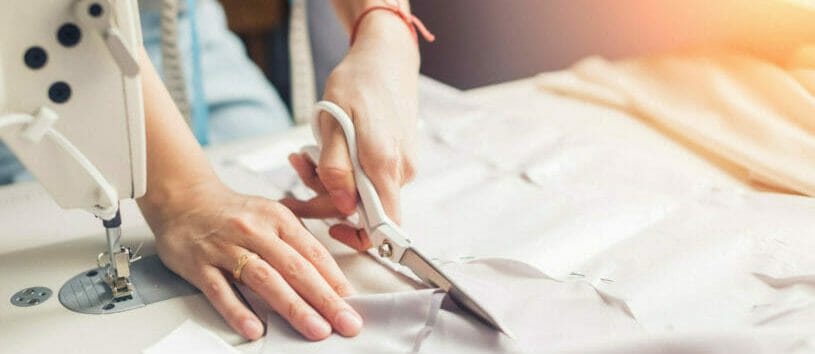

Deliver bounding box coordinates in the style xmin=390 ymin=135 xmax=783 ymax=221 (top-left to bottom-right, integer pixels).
xmin=288 ymin=0 xmax=317 ymax=126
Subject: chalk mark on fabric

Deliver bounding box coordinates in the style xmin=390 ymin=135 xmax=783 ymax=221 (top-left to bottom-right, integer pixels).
xmin=753 ymin=272 xmax=815 ymax=289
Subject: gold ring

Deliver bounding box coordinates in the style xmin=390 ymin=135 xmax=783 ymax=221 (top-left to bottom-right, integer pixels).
xmin=232 ymin=253 xmax=259 ymax=282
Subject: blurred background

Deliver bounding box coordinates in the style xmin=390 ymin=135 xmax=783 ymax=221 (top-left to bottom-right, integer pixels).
xmin=217 ymin=0 xmax=815 ymax=110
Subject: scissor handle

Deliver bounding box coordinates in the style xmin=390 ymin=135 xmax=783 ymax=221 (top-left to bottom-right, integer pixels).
xmin=303 ymin=101 xmax=406 ymax=252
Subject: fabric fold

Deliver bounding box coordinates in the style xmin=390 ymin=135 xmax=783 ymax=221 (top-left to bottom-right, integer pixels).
xmin=537 ymin=45 xmax=815 ymax=196
xmin=257 ymin=259 xmax=641 ymax=353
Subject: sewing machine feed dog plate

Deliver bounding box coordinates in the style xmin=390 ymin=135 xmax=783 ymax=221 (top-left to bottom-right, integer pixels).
xmin=59 ymin=254 xmax=199 ymax=315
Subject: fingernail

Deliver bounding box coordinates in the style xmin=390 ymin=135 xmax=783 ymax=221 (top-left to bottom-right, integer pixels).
xmin=240 ymin=318 xmax=263 ymax=338
xmin=330 ymin=190 xmax=355 ymax=214
xmin=305 ymin=314 xmax=331 ymax=339
xmin=335 ymin=310 xmax=362 ymax=336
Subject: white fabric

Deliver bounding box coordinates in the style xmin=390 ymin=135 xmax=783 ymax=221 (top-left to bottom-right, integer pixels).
xmin=142 ymin=74 xmax=815 ymax=352
xmin=216 ymin=77 xmax=815 ymax=352
xmin=403 ymin=78 xmax=815 ymax=335
xmin=258 ymin=259 xmax=642 ymax=353
xmin=143 ymin=320 xmax=241 ymax=354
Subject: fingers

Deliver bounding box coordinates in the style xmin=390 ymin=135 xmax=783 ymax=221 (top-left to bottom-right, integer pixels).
xmin=280 ymin=194 xmax=346 ymax=220
xmin=365 ymin=174 xmax=402 ymax=225
xmin=285 ymin=153 xmax=347 ymax=219
xmin=237 ymin=256 xmax=333 ymax=340
xmin=288 ymin=153 xmax=326 ymax=194
xmin=280 ymin=196 xmax=373 ymax=251
xmin=329 ymin=224 xmax=373 ymax=251
xmin=194 ymin=267 xmax=264 ymax=340
xmin=247 ymin=235 xmax=363 ymax=337
xmin=280 ymin=194 xmax=373 ymax=251
xmin=299 ymin=107 xmax=410 ymax=252
xmin=277 ymin=221 xmax=357 ymax=298
xmin=317 ymin=113 xmax=358 ymax=215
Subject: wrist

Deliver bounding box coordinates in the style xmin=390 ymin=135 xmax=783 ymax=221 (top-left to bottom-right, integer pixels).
xmin=346 ymin=0 xmax=411 ymax=20
xmin=138 ymin=174 xmax=226 ymax=234
xmin=350 ymin=10 xmax=421 ymax=66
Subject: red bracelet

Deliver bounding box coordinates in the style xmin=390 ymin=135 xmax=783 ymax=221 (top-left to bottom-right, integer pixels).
xmin=349 ymin=2 xmax=436 ymax=46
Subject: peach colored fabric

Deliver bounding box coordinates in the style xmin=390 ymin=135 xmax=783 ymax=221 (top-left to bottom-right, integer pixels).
xmin=537 ymin=45 xmax=815 ymax=196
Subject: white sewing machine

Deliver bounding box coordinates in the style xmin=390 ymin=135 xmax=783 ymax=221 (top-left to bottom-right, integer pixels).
xmin=0 ymin=0 xmax=145 ymax=306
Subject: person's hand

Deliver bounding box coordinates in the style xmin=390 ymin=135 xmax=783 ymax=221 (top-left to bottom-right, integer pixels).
xmin=139 ymin=180 xmax=363 ymax=341
xmin=281 ymin=11 xmax=420 ymax=251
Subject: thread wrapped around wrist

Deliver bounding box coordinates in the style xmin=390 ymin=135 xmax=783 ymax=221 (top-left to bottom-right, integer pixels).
xmin=349 ymin=1 xmax=435 ymax=46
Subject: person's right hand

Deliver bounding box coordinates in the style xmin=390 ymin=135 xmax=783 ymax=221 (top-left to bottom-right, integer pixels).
xmin=279 ymin=9 xmax=422 ymax=251
xmin=139 ymin=180 xmax=363 ymax=341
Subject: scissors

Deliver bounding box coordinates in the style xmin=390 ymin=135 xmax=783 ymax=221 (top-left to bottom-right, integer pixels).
xmin=300 ymin=101 xmax=512 ymax=337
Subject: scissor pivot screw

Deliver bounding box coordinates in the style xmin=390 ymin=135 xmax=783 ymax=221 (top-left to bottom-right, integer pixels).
xmin=378 ymin=241 xmax=393 ymax=258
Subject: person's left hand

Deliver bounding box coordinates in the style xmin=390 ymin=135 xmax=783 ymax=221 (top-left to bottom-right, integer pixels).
xmin=140 ymin=180 xmax=363 ymax=341
xmin=281 ymin=12 xmax=420 ymax=251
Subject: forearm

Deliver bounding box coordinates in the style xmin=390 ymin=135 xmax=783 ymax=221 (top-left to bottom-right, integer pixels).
xmin=135 ymin=47 xmax=220 ymax=230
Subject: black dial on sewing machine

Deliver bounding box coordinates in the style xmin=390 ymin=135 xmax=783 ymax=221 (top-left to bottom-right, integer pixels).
xmin=24 ymin=47 xmax=47 ymax=69
xmin=89 ymin=3 xmax=104 ymax=17
xmin=57 ymin=23 xmax=82 ymax=47
xmin=48 ymin=82 xmax=72 ymax=104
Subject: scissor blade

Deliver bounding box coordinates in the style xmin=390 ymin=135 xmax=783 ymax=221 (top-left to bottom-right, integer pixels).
xmin=399 ymin=248 xmax=514 ymax=337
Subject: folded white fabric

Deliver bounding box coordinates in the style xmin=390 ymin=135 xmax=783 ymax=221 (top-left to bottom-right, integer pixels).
xmin=143 ymin=320 xmax=241 ymax=354
xmin=260 ymin=289 xmax=442 ymax=354
xmin=537 ymin=45 xmax=815 ymax=196
xmin=258 ymin=258 xmax=641 ymax=353
xmin=257 ymin=256 xmax=815 ymax=353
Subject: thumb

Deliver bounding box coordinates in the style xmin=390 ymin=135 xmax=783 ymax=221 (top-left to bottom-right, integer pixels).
xmin=317 ymin=113 xmax=358 ymax=215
